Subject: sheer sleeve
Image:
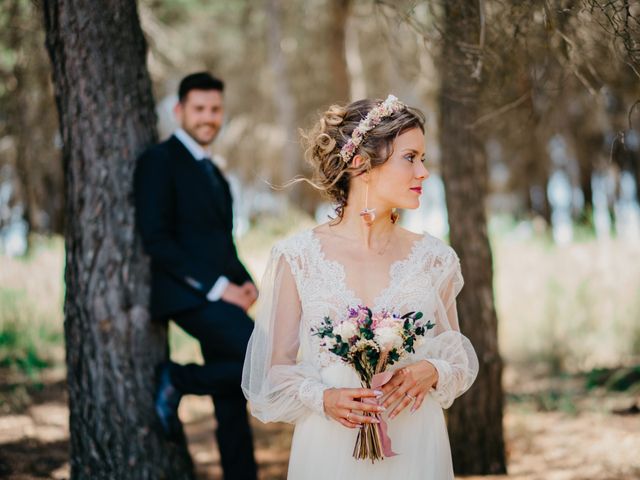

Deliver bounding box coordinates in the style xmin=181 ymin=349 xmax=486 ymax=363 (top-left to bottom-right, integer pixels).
xmin=420 ymin=248 xmax=479 ymax=409
xmin=242 ymin=245 xmax=330 ymax=423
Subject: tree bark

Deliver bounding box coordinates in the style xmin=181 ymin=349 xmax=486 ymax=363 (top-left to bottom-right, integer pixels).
xmin=524 ymin=131 xmax=552 ymax=225
xmin=265 ymin=0 xmax=300 ymax=198
xmin=344 ymin=13 xmax=367 ymax=101
xmin=42 ymin=1 xmax=194 ymax=478
xmin=4 ymin=0 xmax=64 ymax=237
xmin=327 ymin=0 xmax=352 ymax=103
xmin=574 ymin=133 xmax=599 ymax=225
xmin=437 ymin=0 xmax=507 ymax=475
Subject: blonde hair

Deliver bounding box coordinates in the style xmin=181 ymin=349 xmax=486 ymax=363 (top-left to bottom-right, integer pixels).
xmin=299 ymin=98 xmax=425 ymax=222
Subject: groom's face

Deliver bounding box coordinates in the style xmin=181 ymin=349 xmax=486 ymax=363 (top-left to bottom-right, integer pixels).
xmin=175 ymin=89 xmax=224 ymax=147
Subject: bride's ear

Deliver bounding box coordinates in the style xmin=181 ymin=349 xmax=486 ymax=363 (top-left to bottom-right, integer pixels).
xmin=351 ymin=154 xmax=364 ymax=169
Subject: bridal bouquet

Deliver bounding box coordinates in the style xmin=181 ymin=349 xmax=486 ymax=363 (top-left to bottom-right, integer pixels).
xmin=312 ymin=306 xmax=434 ymax=462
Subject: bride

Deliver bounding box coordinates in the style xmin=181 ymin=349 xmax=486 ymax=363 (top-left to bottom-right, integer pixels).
xmin=242 ymin=95 xmax=478 ymax=479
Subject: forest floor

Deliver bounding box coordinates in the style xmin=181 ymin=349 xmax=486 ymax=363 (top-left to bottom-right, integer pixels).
xmin=0 ymin=365 xmax=638 ymax=480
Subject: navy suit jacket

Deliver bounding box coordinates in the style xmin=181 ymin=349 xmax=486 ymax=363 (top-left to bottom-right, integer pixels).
xmin=134 ymin=135 xmax=252 ymax=319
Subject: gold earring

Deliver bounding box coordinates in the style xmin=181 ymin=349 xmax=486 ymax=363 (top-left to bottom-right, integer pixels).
xmin=390 ymin=208 xmax=399 ymax=224
xmin=359 ymin=183 xmax=376 ymax=226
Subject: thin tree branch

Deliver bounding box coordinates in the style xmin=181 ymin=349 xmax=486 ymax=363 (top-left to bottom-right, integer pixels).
xmin=466 ymin=91 xmax=531 ymax=129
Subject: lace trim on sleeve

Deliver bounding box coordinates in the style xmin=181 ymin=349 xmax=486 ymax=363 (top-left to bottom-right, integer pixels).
xmin=298 ymin=378 xmax=330 ymax=417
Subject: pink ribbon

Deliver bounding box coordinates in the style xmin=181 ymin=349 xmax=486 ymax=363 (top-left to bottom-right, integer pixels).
xmin=363 ymin=371 xmax=398 ymax=458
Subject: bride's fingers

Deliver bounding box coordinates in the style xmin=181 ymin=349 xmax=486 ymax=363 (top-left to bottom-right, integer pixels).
xmin=388 ymin=392 xmax=413 ymax=419
xmin=382 ymin=385 xmax=408 ymax=408
xmin=381 ymin=373 xmax=404 ymax=395
xmin=337 ymin=417 xmax=360 ymax=429
xmin=349 ymin=388 xmax=383 ymax=400
xmin=382 ymin=369 xmax=415 ymax=403
xmin=335 ymin=409 xmax=360 ymax=429
xmin=410 ymin=391 xmax=426 ymax=413
xmin=349 ymin=413 xmax=380 ymax=424
xmin=346 ymin=400 xmax=385 ymax=414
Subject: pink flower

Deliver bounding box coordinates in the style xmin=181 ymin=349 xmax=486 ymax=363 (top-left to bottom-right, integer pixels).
xmin=354 ymin=308 xmax=369 ymax=325
xmin=339 ymin=94 xmax=406 ymax=163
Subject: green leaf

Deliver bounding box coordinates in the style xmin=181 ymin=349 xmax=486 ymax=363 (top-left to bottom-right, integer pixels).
xmin=360 ymin=327 xmax=374 ymax=340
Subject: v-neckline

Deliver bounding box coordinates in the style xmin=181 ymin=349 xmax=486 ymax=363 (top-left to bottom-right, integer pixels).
xmin=308 ymin=228 xmax=428 ymax=311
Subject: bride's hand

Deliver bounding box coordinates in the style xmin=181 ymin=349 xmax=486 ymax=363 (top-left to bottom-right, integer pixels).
xmin=381 ymin=360 xmax=439 ymax=418
xmin=323 ymin=388 xmax=386 ymax=429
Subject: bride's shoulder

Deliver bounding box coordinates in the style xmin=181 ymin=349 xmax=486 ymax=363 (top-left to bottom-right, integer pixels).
xmin=402 ymin=229 xmax=458 ymax=263
xmin=271 ymin=228 xmax=315 ymax=258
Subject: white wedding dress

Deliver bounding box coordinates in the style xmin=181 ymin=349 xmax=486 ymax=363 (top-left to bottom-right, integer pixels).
xmin=242 ymin=228 xmax=478 ymax=479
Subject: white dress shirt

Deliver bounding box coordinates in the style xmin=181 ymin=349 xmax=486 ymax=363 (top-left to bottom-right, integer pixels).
xmin=174 ymin=128 xmax=230 ymax=301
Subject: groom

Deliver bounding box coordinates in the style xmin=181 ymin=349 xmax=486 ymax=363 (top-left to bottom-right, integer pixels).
xmin=134 ymin=72 xmax=258 ymax=479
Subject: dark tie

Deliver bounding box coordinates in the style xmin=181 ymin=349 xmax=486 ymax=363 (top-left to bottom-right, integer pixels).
xmin=199 ymin=157 xmax=227 ymax=210
xmin=200 ymin=157 xmax=221 ymax=188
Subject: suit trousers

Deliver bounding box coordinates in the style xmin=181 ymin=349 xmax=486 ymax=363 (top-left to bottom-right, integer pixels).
xmin=170 ymin=301 xmax=257 ymax=480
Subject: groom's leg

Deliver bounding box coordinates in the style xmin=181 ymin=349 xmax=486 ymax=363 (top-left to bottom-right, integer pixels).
xmin=211 ymin=390 xmax=257 ymax=480
xmin=167 ymin=360 xmax=242 ymax=396
xmin=169 ymin=301 xmax=254 ymax=394
xmin=171 ymin=301 xmax=257 ymax=479
xmin=197 ymin=303 xmax=257 ymax=480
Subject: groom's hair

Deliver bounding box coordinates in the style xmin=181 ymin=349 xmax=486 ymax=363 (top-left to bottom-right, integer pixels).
xmin=178 ymin=72 xmax=225 ymax=102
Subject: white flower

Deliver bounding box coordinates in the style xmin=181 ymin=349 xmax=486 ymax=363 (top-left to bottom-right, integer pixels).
xmin=375 ymin=326 xmax=404 ymax=350
xmin=322 ymin=336 xmax=337 ymax=349
xmin=334 ymin=320 xmax=358 ymax=340
xmin=353 ymin=338 xmax=379 ymax=353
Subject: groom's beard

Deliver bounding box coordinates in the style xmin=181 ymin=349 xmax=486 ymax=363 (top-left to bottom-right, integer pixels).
xmin=185 ymin=122 xmax=220 ymax=147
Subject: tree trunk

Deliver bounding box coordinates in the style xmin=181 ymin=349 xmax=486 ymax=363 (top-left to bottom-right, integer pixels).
xmin=5 ymin=0 xmax=64 ymax=237
xmin=524 ymin=132 xmax=552 ymax=225
xmin=265 ymin=0 xmax=303 ymax=206
xmin=438 ymin=0 xmax=507 ymax=475
xmin=327 ymin=0 xmax=352 ymax=103
xmin=7 ymin=0 xmax=37 ymax=245
xmin=42 ymin=1 xmax=194 ymax=478
xmin=344 ymin=13 xmax=367 ymax=102
xmin=575 ymin=134 xmax=598 ymax=226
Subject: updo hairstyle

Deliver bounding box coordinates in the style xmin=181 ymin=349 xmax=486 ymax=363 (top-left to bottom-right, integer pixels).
xmin=300 ymin=98 xmax=425 ymax=221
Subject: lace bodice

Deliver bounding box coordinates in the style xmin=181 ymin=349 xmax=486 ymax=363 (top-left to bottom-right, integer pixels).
xmin=276 ymin=229 xmax=457 ymax=323
xmin=242 ymin=228 xmax=478 ymax=424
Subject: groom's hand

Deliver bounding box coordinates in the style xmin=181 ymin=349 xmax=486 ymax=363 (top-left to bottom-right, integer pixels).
xmin=241 ymin=281 xmax=258 ymax=308
xmin=221 ymin=283 xmax=253 ymax=311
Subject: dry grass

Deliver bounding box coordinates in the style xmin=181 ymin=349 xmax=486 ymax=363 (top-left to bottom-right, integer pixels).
xmin=0 ymin=237 xmax=65 ymax=373
xmin=494 ymin=234 xmax=640 ymax=373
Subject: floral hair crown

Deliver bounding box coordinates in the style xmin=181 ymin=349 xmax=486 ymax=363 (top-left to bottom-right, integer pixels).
xmin=339 ymin=94 xmax=406 ymax=164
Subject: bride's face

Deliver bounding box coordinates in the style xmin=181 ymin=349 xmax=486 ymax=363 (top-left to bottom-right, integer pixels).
xmin=369 ymin=127 xmax=429 ymax=210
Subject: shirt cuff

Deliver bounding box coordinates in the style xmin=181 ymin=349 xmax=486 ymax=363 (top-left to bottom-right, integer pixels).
xmin=207 ymin=276 xmax=230 ymax=301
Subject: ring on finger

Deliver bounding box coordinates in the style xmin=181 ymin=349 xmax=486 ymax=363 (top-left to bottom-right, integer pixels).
xmin=405 ymin=393 xmax=416 ymax=401
xmin=346 ymin=411 xmax=353 ymax=423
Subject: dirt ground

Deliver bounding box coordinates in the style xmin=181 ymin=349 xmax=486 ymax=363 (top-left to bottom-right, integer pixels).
xmin=0 ymin=368 xmax=639 ymax=480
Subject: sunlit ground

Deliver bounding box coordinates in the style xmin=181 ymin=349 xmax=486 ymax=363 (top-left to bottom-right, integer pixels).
xmin=1 ymin=212 xmax=639 ymax=479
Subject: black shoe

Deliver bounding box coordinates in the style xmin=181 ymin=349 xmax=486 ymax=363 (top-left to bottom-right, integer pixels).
xmin=155 ymin=362 xmax=184 ymax=440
